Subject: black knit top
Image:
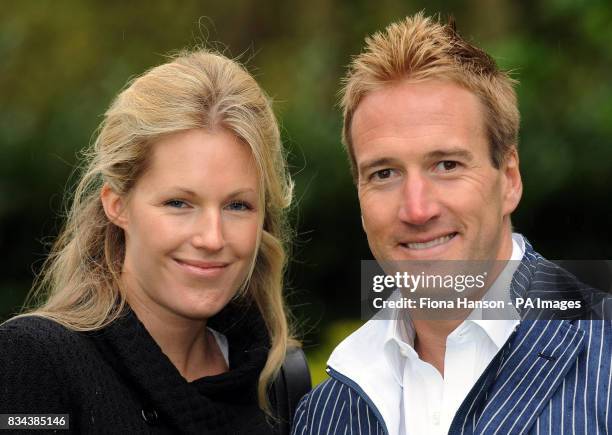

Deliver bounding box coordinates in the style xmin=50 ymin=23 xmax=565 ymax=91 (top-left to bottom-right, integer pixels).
xmin=0 ymin=301 xmax=275 ymax=434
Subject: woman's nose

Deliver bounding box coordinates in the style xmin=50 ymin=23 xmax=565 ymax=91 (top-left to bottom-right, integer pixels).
xmin=190 ymin=209 xmax=225 ymax=252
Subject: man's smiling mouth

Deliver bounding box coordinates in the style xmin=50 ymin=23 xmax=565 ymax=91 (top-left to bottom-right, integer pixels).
xmin=400 ymin=232 xmax=458 ymax=250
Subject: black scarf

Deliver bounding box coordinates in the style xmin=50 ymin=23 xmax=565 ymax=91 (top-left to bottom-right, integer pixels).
xmin=93 ymin=299 xmax=272 ymax=434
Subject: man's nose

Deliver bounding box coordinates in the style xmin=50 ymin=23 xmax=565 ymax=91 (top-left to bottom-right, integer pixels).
xmin=397 ymin=173 xmax=441 ymax=225
xmin=191 ymin=209 xmax=225 ymax=252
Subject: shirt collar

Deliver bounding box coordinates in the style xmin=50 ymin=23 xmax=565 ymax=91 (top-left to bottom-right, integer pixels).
xmin=468 ymin=233 xmax=524 ymax=346
xmin=466 ymin=233 xmax=525 ymax=320
xmin=382 ymin=293 xmax=417 ymax=385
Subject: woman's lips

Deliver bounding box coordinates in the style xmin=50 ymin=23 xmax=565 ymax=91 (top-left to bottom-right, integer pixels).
xmin=173 ymin=258 xmax=229 ymax=277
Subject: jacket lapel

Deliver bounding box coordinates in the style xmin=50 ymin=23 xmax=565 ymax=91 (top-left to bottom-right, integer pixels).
xmin=471 ymin=319 xmax=585 ymax=434
xmin=450 ymin=238 xmax=587 ymax=434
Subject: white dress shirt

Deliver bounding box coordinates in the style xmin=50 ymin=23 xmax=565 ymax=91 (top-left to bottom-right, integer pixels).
xmin=383 ymin=234 xmax=525 ymax=435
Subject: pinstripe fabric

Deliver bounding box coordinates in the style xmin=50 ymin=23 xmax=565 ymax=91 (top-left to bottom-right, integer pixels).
xmin=292 ymin=241 xmax=612 ymax=434
xmin=292 ymin=378 xmax=385 ymax=435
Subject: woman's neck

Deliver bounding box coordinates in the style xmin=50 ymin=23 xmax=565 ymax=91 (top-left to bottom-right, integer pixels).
xmin=124 ymin=289 xmax=228 ymax=381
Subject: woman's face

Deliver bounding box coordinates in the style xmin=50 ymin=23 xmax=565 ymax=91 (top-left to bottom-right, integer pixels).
xmin=105 ymin=128 xmax=261 ymax=322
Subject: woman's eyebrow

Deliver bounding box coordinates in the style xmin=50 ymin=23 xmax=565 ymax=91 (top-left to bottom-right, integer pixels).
xmin=162 ymin=187 xmax=197 ymax=196
xmin=162 ymin=187 xmax=257 ymax=197
xmin=227 ymin=188 xmax=257 ymax=197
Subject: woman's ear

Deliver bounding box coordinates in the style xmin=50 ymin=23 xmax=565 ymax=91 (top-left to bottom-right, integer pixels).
xmin=101 ymin=184 xmax=128 ymax=229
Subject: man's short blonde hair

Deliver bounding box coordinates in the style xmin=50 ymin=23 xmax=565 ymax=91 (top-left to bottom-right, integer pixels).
xmin=341 ymin=12 xmax=519 ymax=179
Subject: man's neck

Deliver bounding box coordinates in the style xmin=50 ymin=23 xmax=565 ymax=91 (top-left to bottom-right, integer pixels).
xmin=409 ymin=231 xmax=517 ymax=376
xmin=412 ymin=318 xmax=462 ymax=375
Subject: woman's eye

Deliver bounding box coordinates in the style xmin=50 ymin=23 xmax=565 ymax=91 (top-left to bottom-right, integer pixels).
xmin=372 ymin=168 xmax=394 ymax=180
xmin=164 ymin=200 xmax=188 ymax=208
xmin=436 ymin=161 xmax=458 ymax=171
xmin=226 ymin=201 xmax=252 ymax=211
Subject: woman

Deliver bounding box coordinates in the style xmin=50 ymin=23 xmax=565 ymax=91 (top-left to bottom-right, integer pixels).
xmin=0 ymin=49 xmax=296 ymax=434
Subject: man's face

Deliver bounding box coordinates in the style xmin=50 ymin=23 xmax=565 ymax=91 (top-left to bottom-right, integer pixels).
xmin=351 ymin=79 xmax=521 ymax=262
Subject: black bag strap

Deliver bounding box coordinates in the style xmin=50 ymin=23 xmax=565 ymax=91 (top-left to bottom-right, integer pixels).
xmin=271 ymin=346 xmax=311 ymax=434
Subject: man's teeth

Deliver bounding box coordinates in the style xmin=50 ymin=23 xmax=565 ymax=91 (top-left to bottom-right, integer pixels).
xmin=406 ymin=234 xmax=454 ymax=250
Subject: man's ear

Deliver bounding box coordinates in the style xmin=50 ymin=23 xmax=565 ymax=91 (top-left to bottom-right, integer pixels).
xmin=502 ymin=147 xmax=523 ymax=216
xmin=101 ymin=183 xmax=128 ymax=229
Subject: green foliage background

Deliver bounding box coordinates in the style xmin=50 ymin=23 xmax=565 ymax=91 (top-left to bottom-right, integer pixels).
xmin=1 ymin=0 xmax=611 ymax=385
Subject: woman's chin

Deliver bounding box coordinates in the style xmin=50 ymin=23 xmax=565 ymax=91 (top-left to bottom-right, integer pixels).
xmin=169 ymin=294 xmax=234 ymax=322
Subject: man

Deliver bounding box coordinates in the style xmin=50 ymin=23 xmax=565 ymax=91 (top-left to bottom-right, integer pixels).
xmin=292 ymin=12 xmax=611 ymax=435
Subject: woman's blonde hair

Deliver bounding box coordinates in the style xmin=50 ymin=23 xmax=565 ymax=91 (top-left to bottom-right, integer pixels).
xmin=18 ymin=49 xmax=295 ymax=411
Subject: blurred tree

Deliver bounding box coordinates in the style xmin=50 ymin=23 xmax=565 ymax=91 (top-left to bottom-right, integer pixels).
xmin=1 ymin=0 xmax=610 ymax=381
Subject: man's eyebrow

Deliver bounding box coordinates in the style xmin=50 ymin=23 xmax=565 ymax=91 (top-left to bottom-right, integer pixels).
xmin=358 ymin=148 xmax=474 ymax=174
xmin=425 ymin=148 xmax=474 ymax=161
xmin=358 ymin=157 xmax=402 ymax=175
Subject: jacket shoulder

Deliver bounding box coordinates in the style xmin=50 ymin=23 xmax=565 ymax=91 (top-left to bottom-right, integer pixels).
xmin=0 ymin=315 xmax=83 ymax=353
xmin=524 ymin=250 xmax=612 ymax=320
xmin=292 ymin=378 xmax=384 ymax=435
xmin=1 ymin=314 xmax=77 ymax=336
xmin=0 ymin=315 xmax=82 ymax=413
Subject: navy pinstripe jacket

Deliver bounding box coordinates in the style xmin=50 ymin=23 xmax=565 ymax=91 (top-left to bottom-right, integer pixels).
xmin=292 ymin=240 xmax=612 ymax=434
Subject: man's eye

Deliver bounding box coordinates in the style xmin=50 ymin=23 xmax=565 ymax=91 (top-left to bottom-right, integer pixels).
xmin=164 ymin=200 xmax=188 ymax=208
xmin=436 ymin=161 xmax=458 ymax=171
xmin=372 ymin=168 xmax=394 ymax=180
xmin=226 ymin=201 xmax=252 ymax=211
